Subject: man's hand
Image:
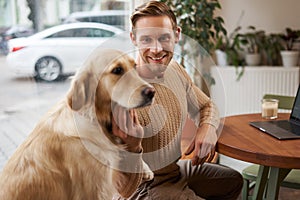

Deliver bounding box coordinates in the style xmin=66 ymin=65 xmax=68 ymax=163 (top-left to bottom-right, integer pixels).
xmin=184 ymin=124 xmax=218 ymax=165
xmin=112 ymin=104 xmax=143 ymax=153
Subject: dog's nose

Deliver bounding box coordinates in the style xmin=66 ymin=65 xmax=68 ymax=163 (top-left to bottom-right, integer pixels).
xmin=142 ymin=87 xmax=155 ymax=100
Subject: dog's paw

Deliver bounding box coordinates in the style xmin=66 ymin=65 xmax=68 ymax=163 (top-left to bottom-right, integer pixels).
xmin=142 ymin=161 xmax=154 ymax=181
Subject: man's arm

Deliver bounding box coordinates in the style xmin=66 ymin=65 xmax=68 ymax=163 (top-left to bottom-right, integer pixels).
xmin=171 ymin=61 xmax=220 ymax=165
xmin=171 ymin=60 xmax=220 ymax=129
xmin=185 ymin=87 xmax=220 ymax=165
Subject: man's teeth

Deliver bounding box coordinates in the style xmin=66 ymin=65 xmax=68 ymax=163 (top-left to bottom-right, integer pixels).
xmin=152 ymin=56 xmax=164 ymax=61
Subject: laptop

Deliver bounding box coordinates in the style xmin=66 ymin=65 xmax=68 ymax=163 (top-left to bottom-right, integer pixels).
xmin=249 ymin=85 xmax=300 ymax=140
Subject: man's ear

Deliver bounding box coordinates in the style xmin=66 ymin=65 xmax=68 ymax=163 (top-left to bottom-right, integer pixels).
xmin=130 ymin=31 xmax=137 ymax=46
xmin=175 ymin=27 xmax=181 ymax=44
xmin=67 ymin=72 xmax=96 ymax=111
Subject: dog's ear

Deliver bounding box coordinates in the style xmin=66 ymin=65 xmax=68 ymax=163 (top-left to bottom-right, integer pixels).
xmin=67 ymin=72 xmax=96 ymax=111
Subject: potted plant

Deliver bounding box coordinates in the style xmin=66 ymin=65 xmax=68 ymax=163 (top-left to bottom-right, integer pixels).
xmin=239 ymin=26 xmax=265 ymax=66
xmin=278 ymin=28 xmax=300 ymax=67
xmin=215 ymin=34 xmax=230 ymax=66
xmin=214 ymin=26 xmax=245 ymax=81
xmin=260 ymin=33 xmax=283 ymax=66
xmin=215 ymin=26 xmax=244 ymax=67
xmin=160 ymin=0 xmax=227 ymax=88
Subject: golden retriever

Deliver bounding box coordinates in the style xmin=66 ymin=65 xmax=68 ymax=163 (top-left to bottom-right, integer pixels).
xmin=0 ymin=49 xmax=154 ymax=200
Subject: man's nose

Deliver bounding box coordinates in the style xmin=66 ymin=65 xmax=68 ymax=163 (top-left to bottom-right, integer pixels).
xmin=150 ymin=40 xmax=163 ymax=53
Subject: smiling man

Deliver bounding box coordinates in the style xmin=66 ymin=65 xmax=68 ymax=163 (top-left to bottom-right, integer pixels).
xmin=112 ymin=1 xmax=243 ymax=200
xmin=130 ymin=15 xmax=179 ymax=79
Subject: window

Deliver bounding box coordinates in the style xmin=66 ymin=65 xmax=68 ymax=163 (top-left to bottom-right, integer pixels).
xmin=47 ymin=28 xmax=115 ymax=38
xmin=63 ymin=11 xmax=129 ymax=30
xmin=49 ymin=29 xmax=76 ymax=38
xmin=76 ymin=15 xmax=126 ymax=28
xmin=91 ymin=28 xmax=114 ymax=37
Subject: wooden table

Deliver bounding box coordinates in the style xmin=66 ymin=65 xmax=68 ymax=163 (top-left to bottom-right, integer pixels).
xmin=216 ymin=113 xmax=300 ymax=200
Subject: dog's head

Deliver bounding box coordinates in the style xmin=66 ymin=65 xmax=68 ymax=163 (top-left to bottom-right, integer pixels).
xmin=67 ymin=48 xmax=155 ymax=120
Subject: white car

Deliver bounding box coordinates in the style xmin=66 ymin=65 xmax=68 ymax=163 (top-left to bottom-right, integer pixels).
xmin=6 ymin=22 xmax=123 ymax=81
xmin=62 ymin=10 xmax=129 ymax=30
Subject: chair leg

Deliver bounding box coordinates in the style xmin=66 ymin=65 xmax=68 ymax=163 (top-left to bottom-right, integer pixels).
xmin=251 ymin=165 xmax=269 ymax=200
xmin=242 ymin=179 xmax=250 ymax=200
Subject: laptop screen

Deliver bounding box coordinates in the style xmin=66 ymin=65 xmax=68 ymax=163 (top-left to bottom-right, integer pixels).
xmin=290 ymin=84 xmax=300 ymax=123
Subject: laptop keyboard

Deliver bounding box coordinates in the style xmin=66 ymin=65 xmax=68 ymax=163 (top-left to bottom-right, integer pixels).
xmin=270 ymin=120 xmax=300 ymax=135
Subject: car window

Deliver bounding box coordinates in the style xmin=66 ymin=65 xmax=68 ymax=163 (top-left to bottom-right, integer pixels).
xmin=73 ymin=28 xmax=115 ymax=37
xmin=46 ymin=28 xmax=115 ymax=38
xmin=73 ymin=28 xmax=90 ymax=37
xmin=73 ymin=16 xmax=124 ymax=25
xmin=48 ymin=29 xmax=76 ymax=38
xmin=91 ymin=28 xmax=114 ymax=37
xmin=74 ymin=15 xmax=126 ymax=29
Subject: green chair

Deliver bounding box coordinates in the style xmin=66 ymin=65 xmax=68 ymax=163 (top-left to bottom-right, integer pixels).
xmin=263 ymin=94 xmax=295 ymax=110
xmin=242 ymin=94 xmax=300 ymax=199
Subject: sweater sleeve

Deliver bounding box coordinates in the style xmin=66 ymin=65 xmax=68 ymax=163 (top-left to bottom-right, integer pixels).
xmin=170 ymin=60 xmax=220 ymax=133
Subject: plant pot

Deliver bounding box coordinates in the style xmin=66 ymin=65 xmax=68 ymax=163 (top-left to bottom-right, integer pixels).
xmin=245 ymin=53 xmax=261 ymax=66
xmin=215 ymin=50 xmax=228 ymax=66
xmin=280 ymin=51 xmax=299 ymax=67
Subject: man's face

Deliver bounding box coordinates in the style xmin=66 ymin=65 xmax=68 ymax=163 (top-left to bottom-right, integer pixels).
xmin=131 ymin=16 xmax=180 ymax=78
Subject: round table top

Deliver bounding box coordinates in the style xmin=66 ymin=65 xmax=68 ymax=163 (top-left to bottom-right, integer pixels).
xmin=216 ymin=113 xmax=300 ymax=169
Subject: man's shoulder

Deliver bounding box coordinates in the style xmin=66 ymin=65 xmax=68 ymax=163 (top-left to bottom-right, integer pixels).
xmin=169 ymin=59 xmax=180 ymax=67
xmin=169 ymin=60 xmax=183 ymax=71
xmin=166 ymin=60 xmax=192 ymax=86
xmin=169 ymin=60 xmax=188 ymax=76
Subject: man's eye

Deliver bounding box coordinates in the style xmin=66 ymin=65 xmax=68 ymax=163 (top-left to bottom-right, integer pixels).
xmin=159 ymin=35 xmax=170 ymax=42
xmin=141 ymin=37 xmax=152 ymax=44
xmin=111 ymin=66 xmax=124 ymax=75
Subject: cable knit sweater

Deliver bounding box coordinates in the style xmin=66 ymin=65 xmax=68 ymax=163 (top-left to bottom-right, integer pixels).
xmin=115 ymin=60 xmax=220 ymax=197
xmin=137 ymin=60 xmax=219 ymax=175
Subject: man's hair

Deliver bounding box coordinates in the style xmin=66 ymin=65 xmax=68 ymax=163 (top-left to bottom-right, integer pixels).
xmin=130 ymin=1 xmax=177 ymax=31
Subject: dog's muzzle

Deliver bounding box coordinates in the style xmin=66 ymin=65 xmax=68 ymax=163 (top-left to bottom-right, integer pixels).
xmin=141 ymin=87 xmax=155 ymax=107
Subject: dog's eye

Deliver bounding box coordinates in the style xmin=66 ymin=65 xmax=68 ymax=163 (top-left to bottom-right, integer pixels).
xmin=111 ymin=66 xmax=124 ymax=75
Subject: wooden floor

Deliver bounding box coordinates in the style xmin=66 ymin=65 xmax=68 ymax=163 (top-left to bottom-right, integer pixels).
xmin=277 ymin=187 xmax=300 ymax=200
xmin=236 ymin=187 xmax=300 ymax=200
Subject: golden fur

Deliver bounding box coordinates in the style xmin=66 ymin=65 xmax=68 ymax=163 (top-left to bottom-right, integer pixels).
xmin=0 ymin=49 xmax=154 ymax=200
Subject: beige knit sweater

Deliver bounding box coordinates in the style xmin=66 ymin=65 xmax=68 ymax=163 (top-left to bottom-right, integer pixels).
xmin=137 ymin=60 xmax=219 ymax=175
xmin=116 ymin=60 xmax=220 ymax=197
